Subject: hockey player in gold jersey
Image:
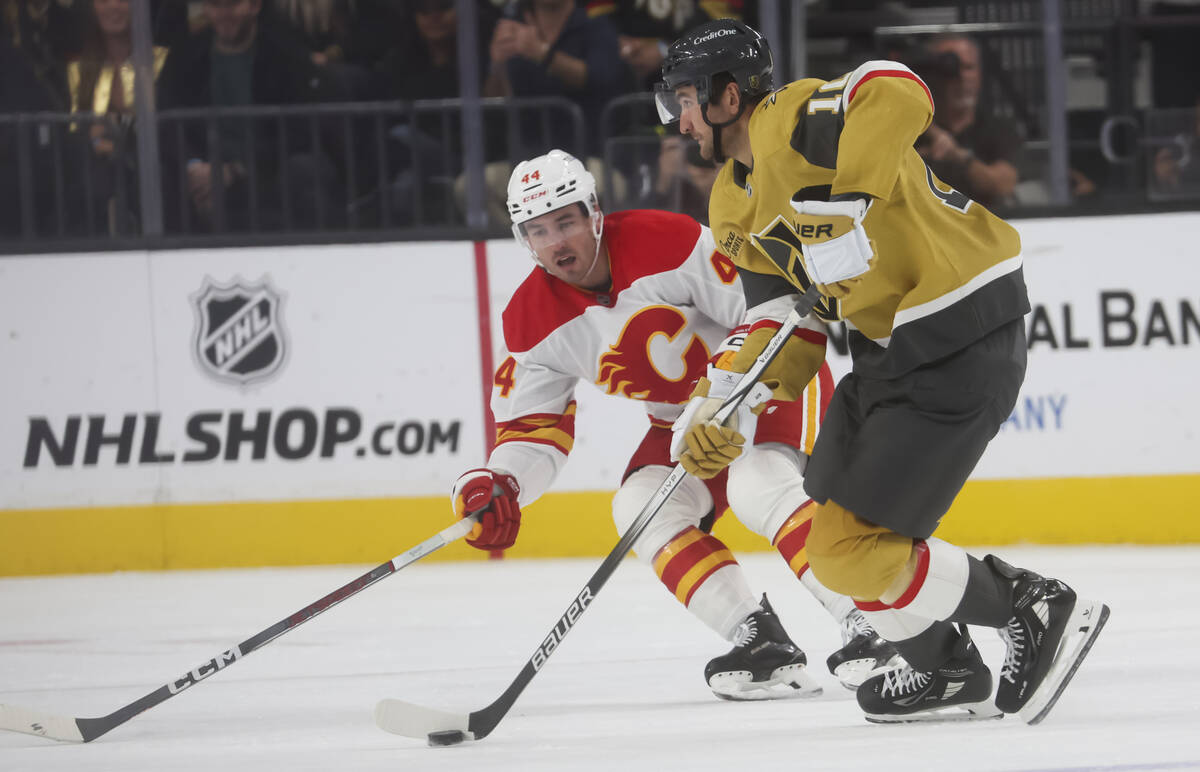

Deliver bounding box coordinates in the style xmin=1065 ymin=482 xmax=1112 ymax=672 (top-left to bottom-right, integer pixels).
xmin=657 ymin=19 xmax=1109 ymax=725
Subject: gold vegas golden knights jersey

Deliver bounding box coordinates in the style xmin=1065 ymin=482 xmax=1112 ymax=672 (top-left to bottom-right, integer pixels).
xmin=709 ymin=60 xmax=1030 ymax=381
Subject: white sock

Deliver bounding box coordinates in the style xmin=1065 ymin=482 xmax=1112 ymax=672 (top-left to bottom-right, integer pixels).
xmin=681 ymin=563 xmax=763 ymax=641
xmin=801 ymin=569 xmax=855 ymax=624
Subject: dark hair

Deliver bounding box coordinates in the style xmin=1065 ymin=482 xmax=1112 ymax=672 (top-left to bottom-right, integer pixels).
xmin=711 ymin=71 xmax=768 ymax=111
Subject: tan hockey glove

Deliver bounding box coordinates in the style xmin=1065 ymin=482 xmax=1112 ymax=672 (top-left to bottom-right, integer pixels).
xmin=670 ymin=370 xmax=773 ymax=479
xmin=727 ymin=326 xmax=827 ymax=404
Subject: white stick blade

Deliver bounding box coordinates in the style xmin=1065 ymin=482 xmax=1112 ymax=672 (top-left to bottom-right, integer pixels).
xmin=0 ymin=704 xmax=84 ymax=742
xmin=374 ymin=699 xmax=472 ymax=741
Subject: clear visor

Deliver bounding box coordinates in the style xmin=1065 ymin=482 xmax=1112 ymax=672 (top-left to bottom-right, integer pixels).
xmin=653 ymin=82 xmax=684 ymax=125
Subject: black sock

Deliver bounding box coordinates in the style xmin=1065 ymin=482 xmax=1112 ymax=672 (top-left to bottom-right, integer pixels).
xmin=946 ymin=554 xmax=1016 ymax=628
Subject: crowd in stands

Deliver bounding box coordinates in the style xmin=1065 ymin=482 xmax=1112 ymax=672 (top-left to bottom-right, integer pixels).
xmin=1 ymin=0 xmax=1198 ymax=240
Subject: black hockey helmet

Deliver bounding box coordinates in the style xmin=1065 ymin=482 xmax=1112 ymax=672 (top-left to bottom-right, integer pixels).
xmin=654 ymin=19 xmax=774 ymax=125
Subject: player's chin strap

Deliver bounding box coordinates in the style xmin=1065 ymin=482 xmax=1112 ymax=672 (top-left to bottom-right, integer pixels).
xmin=578 ymin=210 xmax=606 ymax=289
xmin=702 ymin=101 xmax=748 ymax=163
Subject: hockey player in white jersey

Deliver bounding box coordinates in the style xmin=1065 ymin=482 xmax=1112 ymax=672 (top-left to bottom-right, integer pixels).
xmin=449 ymin=149 xmax=900 ymax=698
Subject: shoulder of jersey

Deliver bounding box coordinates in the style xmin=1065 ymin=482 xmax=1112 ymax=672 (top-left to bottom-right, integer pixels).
xmin=502 ymin=268 xmax=573 ymax=355
xmin=501 ymin=209 xmax=702 ymax=354
xmin=749 ymin=78 xmax=824 ymax=150
xmin=842 ymin=60 xmax=933 ymax=108
xmin=604 ymin=209 xmax=702 ymax=277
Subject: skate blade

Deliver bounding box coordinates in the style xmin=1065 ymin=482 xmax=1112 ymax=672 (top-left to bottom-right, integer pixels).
xmin=833 ymin=654 xmax=905 ymax=691
xmin=709 ymin=664 xmax=823 ymax=701
xmin=865 ymin=701 xmax=1003 ymax=724
xmin=1017 ymin=599 xmax=1109 ymax=725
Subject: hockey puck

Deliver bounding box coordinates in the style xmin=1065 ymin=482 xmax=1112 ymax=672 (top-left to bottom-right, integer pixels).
xmin=427 ymin=730 xmax=467 ymax=747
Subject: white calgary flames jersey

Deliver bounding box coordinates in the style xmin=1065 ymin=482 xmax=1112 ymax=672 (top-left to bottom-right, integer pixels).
xmin=487 ymin=210 xmax=784 ymax=505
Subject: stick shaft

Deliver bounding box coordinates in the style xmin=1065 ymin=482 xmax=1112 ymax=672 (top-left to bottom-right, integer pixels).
xmin=2 ymin=517 xmax=474 ymax=743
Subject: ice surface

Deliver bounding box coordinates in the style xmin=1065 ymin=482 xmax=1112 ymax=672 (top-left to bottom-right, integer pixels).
xmin=1 ymin=546 xmax=1197 ymax=771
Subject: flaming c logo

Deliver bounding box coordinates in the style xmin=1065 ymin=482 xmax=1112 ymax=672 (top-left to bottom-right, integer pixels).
xmin=596 ymin=306 xmax=710 ymax=404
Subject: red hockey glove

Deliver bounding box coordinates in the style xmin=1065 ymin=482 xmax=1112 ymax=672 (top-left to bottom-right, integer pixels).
xmin=451 ymin=468 xmax=522 ymax=551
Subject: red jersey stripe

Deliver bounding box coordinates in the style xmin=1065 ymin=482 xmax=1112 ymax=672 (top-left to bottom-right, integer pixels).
xmin=891 ymin=540 xmax=932 ymax=609
xmin=847 ymin=68 xmax=933 ymax=110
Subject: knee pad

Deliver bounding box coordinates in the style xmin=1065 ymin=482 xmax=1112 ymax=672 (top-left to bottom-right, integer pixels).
xmin=726 ymin=443 xmax=810 ymax=541
xmin=612 ymin=465 xmax=712 ymax=561
xmin=806 ymin=499 xmax=914 ymax=600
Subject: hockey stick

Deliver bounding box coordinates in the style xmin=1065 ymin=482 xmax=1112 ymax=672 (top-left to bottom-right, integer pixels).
xmin=0 ymin=516 xmax=477 ymax=743
xmin=376 ymin=284 xmax=825 ymax=746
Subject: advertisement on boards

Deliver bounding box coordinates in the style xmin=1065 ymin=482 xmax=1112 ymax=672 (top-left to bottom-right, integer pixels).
xmin=3 ymin=213 xmax=1198 ymax=514
xmin=1 ymin=242 xmax=482 ymax=510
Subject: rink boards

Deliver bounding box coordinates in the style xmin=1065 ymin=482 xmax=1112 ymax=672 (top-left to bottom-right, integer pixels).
xmin=2 ymin=212 xmax=1198 ymax=574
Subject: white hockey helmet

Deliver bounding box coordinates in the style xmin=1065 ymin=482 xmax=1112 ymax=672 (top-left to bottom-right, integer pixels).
xmin=506 ymin=149 xmax=604 ymax=251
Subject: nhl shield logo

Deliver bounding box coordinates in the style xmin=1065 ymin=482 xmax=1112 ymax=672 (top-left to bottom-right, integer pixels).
xmin=192 ymin=277 xmax=287 ymax=385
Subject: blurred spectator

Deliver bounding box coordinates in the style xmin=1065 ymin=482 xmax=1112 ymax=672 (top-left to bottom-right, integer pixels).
xmin=372 ymin=0 xmax=493 ymax=102
xmin=1 ymin=19 xmax=56 ymax=111
xmin=3 ymin=0 xmax=87 ymax=107
xmin=1147 ymin=1 xmax=1200 ymax=111
xmin=913 ymin=34 xmax=1021 ymax=211
xmin=150 ymin=0 xmax=188 ymax=48
xmin=469 ymin=0 xmax=632 ymax=224
xmin=635 ymin=133 xmax=718 ymax=224
xmin=1 ymin=25 xmax=71 ymax=238
xmin=271 ymin=0 xmax=353 ymax=64
xmin=67 ymin=0 xmax=168 ymax=233
xmin=362 ymin=0 xmax=495 ymax=224
xmin=586 ymin=0 xmax=742 ymax=88
xmin=291 ymin=0 xmax=395 ymax=66
xmin=484 ymin=0 xmax=632 ymax=141
xmin=156 ymin=0 xmax=340 ymax=231
xmin=268 ymin=0 xmax=400 ymax=98
xmin=1146 ymin=2 xmax=1200 ymax=199
xmin=1152 ymin=97 xmax=1200 ymax=197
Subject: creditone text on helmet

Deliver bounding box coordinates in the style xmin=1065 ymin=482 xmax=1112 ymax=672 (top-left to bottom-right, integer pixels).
xmin=692 ymin=28 xmax=738 ymax=44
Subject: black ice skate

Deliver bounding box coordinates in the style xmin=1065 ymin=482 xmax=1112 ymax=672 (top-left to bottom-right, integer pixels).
xmin=858 ymin=626 xmax=1002 ymax=723
xmin=986 ymin=555 xmax=1110 ymax=725
xmin=826 ymin=609 xmax=904 ymax=690
xmin=705 ymin=594 xmax=822 ymax=701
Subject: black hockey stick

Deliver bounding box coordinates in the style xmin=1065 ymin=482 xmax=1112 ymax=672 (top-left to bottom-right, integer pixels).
xmin=0 ymin=516 xmax=477 ymax=743
xmin=375 ymin=285 xmax=825 ymax=746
